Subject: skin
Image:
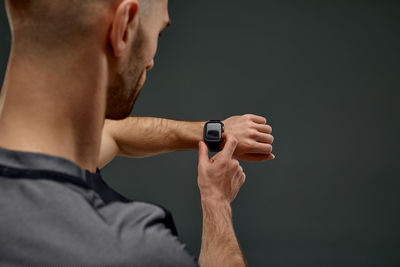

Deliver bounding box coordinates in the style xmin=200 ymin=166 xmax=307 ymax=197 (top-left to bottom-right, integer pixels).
xmin=198 ymin=133 xmax=248 ymax=267
xmin=0 ymin=0 xmax=171 ymax=173
xmin=98 ymin=114 xmax=275 ymax=169
xmin=0 ymin=0 xmax=274 ymax=266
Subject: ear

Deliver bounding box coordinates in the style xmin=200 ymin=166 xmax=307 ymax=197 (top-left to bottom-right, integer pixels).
xmin=109 ymin=0 xmax=139 ymax=58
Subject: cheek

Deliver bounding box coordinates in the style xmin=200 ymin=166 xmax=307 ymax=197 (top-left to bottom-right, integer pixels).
xmin=141 ymin=39 xmax=158 ymax=71
xmin=147 ymin=37 xmax=159 ymax=61
xmin=137 ymin=28 xmax=159 ymax=69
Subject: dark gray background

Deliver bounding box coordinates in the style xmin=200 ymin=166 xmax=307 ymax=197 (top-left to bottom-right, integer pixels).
xmin=1 ymin=0 xmax=399 ymax=266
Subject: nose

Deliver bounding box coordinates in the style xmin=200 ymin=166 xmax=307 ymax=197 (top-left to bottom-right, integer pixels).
xmin=146 ymin=59 xmax=154 ymax=71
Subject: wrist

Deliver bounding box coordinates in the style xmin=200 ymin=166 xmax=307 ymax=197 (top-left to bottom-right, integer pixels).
xmin=201 ymin=196 xmax=232 ymax=212
xmin=203 ymin=120 xmax=225 ymax=152
xmin=170 ymin=119 xmax=207 ymax=151
xmin=191 ymin=120 xmax=207 ymax=150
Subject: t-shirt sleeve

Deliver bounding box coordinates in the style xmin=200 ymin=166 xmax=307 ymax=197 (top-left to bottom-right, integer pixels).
xmin=137 ymin=219 xmax=199 ymax=266
xmin=108 ymin=201 xmax=199 ymax=267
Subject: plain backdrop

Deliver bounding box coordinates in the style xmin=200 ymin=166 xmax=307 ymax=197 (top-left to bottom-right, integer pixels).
xmin=1 ymin=1 xmax=399 ymax=266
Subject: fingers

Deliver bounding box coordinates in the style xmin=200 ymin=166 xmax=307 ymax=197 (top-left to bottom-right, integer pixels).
xmin=240 ymin=172 xmax=246 ymax=185
xmin=247 ymin=114 xmax=267 ymax=124
xmin=254 ymin=123 xmax=272 ymax=134
xmin=255 ymin=132 xmax=274 ymax=144
xmin=234 ymin=166 xmax=246 ymax=186
xmin=235 ymin=153 xmax=275 ymax=162
xmin=198 ymin=141 xmax=209 ymax=164
xmin=235 ymin=164 xmax=243 ymax=176
xmin=232 ymin=158 xmax=240 ymax=169
xmin=220 ymin=133 xmax=238 ymax=158
xmin=245 ymin=142 xmax=273 ymax=154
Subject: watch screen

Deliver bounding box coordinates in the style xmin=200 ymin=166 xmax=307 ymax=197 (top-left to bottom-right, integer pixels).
xmin=206 ymin=123 xmax=221 ymax=140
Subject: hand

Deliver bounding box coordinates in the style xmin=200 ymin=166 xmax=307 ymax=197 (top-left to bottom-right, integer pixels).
xmin=222 ymin=114 xmax=275 ymax=162
xmin=198 ymin=133 xmax=246 ymax=203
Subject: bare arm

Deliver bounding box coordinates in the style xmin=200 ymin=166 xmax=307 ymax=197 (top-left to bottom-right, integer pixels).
xmin=109 ymin=116 xmax=205 ymax=157
xmin=197 ymin=134 xmax=248 ymax=266
xmin=199 ymin=200 xmax=247 ymax=267
xmin=98 ymin=116 xmax=205 ymax=168
xmin=98 ymin=114 xmax=275 ymax=169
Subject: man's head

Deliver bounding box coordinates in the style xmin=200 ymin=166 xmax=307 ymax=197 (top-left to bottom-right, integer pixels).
xmin=5 ymin=0 xmax=171 ymax=120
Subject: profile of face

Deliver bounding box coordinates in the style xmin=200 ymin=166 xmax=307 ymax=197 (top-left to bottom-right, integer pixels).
xmin=105 ymin=0 xmax=170 ymax=120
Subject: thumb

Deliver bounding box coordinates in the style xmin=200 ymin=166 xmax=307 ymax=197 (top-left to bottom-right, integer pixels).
xmin=198 ymin=141 xmax=209 ymax=164
xmin=220 ymin=133 xmax=238 ymax=158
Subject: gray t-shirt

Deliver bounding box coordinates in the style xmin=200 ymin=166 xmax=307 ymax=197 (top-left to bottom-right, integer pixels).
xmin=0 ymin=146 xmax=198 ymax=266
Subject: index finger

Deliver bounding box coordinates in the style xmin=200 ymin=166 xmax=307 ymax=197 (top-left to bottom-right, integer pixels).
xmin=220 ymin=133 xmax=238 ymax=158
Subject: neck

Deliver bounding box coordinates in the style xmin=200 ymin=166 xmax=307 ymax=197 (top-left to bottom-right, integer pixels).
xmin=0 ymin=45 xmax=108 ymax=173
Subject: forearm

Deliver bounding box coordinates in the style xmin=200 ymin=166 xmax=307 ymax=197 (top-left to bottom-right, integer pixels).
xmin=199 ymin=198 xmax=247 ymax=267
xmin=106 ymin=117 xmax=206 ymax=158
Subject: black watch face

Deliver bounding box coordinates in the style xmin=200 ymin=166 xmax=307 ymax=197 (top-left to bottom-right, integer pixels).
xmin=205 ymin=123 xmax=222 ymax=141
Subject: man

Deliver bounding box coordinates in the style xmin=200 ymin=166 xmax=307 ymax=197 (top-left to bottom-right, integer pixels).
xmin=0 ymin=0 xmax=274 ymax=266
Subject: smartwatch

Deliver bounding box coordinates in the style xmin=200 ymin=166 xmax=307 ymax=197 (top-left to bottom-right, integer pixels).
xmin=203 ymin=120 xmax=224 ymax=152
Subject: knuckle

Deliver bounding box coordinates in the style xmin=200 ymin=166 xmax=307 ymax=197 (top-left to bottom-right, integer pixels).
xmin=230 ymin=136 xmax=238 ymax=146
xmin=247 ymin=142 xmax=256 ymax=149
xmin=245 ymin=140 xmax=254 ymax=149
xmin=219 ymin=158 xmax=229 ymax=167
xmin=232 ymin=159 xmax=240 ymax=167
xmin=249 ymin=129 xmax=258 ymax=138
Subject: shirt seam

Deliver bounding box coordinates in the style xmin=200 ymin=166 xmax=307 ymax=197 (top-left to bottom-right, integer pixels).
xmin=0 ymin=164 xmax=90 ymax=189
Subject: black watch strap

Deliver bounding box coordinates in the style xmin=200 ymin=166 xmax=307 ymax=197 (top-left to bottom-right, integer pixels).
xmin=208 ymin=141 xmax=221 ymax=152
